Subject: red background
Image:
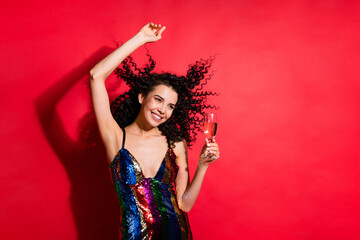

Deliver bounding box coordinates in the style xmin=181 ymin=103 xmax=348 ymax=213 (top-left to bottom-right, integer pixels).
xmin=1 ymin=1 xmax=360 ymax=239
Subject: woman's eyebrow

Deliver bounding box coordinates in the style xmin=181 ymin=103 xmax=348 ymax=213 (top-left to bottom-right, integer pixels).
xmin=154 ymin=94 xmax=164 ymax=100
xmin=155 ymin=94 xmax=176 ymax=106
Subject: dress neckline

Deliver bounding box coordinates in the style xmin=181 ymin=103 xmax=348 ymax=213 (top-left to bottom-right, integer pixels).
xmin=111 ymin=127 xmax=171 ymax=179
xmin=123 ymin=147 xmax=168 ymax=179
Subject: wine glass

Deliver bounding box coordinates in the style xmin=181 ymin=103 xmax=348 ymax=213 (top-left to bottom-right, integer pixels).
xmin=203 ymin=112 xmax=217 ymax=158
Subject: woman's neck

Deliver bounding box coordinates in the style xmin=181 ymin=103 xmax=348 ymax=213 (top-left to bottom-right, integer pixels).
xmin=126 ymin=119 xmax=160 ymax=137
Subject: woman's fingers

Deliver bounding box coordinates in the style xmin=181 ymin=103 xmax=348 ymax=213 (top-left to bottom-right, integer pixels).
xmin=205 ymin=139 xmax=219 ymax=156
xmin=156 ymin=26 xmax=166 ymax=37
xmin=200 ymin=136 xmax=220 ymax=166
xmin=143 ymin=22 xmax=165 ymax=38
xmin=149 ymin=22 xmax=162 ymax=30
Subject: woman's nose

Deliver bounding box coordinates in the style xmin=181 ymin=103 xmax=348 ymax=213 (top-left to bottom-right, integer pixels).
xmin=157 ymin=103 xmax=165 ymax=114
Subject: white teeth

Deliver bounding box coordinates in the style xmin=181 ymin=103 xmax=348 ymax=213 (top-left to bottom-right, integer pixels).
xmin=152 ymin=113 xmax=161 ymax=120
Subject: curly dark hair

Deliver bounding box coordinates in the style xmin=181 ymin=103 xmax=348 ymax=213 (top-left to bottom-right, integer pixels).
xmin=110 ymin=53 xmax=216 ymax=147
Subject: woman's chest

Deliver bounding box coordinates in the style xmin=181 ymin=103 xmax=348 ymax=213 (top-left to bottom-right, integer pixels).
xmin=124 ymin=135 xmax=169 ymax=177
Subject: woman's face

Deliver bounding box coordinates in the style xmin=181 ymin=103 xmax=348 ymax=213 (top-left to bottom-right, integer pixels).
xmin=139 ymin=84 xmax=178 ymax=128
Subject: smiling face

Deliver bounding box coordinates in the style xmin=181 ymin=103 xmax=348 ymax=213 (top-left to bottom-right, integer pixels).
xmin=138 ymin=84 xmax=178 ymax=128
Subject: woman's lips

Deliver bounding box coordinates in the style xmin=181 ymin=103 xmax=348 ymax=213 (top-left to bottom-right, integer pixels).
xmin=151 ymin=112 xmax=163 ymax=122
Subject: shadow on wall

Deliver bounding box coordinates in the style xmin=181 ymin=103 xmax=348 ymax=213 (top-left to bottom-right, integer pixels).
xmin=35 ymin=47 xmax=119 ymax=240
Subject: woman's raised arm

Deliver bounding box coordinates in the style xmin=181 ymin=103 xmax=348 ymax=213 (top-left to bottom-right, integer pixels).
xmin=89 ymin=23 xmax=165 ymax=159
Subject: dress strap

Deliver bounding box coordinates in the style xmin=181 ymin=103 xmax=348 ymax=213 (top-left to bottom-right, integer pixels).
xmin=121 ymin=127 xmax=126 ymax=149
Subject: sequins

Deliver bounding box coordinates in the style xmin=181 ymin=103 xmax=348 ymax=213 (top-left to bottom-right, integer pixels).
xmin=110 ymin=147 xmax=192 ymax=239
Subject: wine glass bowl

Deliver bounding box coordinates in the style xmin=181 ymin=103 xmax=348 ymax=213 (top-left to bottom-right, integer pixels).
xmin=203 ymin=112 xmax=217 ymax=140
xmin=203 ymin=112 xmax=217 ymax=159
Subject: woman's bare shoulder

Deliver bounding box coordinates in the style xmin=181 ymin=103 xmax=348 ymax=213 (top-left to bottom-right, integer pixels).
xmin=173 ymin=139 xmax=188 ymax=160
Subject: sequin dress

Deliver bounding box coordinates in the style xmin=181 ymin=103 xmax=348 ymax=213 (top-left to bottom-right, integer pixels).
xmin=110 ymin=128 xmax=192 ymax=240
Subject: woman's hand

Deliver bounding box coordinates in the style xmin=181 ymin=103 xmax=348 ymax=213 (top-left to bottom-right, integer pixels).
xmin=137 ymin=22 xmax=166 ymax=43
xmin=199 ymin=138 xmax=220 ymax=166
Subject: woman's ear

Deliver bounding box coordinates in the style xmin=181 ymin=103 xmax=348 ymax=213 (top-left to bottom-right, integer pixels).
xmin=138 ymin=93 xmax=144 ymax=104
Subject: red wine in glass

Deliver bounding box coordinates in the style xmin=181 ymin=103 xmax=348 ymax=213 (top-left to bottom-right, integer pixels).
xmin=203 ymin=112 xmax=217 ymax=141
xmin=203 ymin=112 xmax=217 ymax=158
xmin=203 ymin=122 xmax=217 ymax=140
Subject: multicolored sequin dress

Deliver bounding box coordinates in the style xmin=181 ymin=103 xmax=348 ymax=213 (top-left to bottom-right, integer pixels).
xmin=110 ymin=128 xmax=192 ymax=240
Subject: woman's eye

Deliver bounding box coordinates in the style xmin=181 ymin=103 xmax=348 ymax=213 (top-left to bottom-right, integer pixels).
xmin=155 ymin=98 xmax=161 ymax=102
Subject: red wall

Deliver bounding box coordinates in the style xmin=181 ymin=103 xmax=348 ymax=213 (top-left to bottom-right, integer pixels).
xmin=1 ymin=1 xmax=360 ymax=239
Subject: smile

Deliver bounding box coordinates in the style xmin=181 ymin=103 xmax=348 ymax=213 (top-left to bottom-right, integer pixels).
xmin=151 ymin=112 xmax=163 ymax=121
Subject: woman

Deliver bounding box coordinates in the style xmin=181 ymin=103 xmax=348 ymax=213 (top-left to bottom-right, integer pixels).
xmin=90 ymin=22 xmax=220 ymax=240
